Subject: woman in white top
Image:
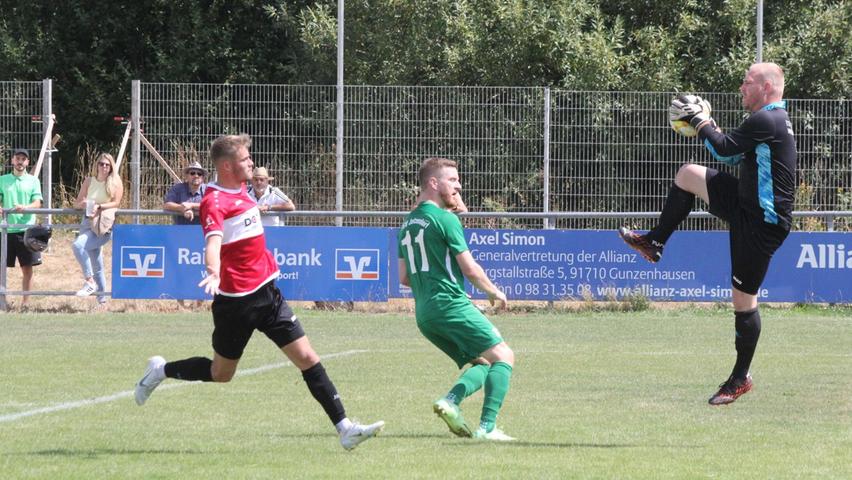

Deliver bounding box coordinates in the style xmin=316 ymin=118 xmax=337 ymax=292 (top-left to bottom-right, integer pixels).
xmin=72 ymin=153 xmax=123 ymax=305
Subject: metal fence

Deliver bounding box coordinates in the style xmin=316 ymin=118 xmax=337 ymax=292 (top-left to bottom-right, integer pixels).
xmin=2 ymin=81 xmax=849 ymax=231
xmin=0 ymin=80 xmax=49 ymax=177
xmin=0 ymin=80 xmax=43 ymax=156
xmin=135 ymin=83 xmax=852 ymax=230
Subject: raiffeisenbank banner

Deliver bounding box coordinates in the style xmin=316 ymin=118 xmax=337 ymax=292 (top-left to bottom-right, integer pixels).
xmin=112 ymin=225 xmax=388 ymax=301
xmin=113 ymin=226 xmax=850 ymax=303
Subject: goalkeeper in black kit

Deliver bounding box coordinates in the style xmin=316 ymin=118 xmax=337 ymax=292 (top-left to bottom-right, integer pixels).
xmin=618 ymin=62 xmax=797 ymax=405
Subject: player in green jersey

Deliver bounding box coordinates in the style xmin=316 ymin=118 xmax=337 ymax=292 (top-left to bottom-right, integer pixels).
xmin=398 ymin=157 xmax=515 ymax=442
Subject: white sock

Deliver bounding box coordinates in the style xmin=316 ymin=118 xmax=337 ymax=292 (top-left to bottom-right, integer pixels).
xmin=335 ymin=418 xmax=354 ymax=434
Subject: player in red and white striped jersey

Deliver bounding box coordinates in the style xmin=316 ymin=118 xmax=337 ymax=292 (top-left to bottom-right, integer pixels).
xmin=135 ymin=134 xmax=383 ymax=451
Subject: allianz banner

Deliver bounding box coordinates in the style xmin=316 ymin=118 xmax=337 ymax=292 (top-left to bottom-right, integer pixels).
xmin=112 ymin=225 xmax=388 ymax=301
xmin=389 ymin=229 xmax=851 ymax=303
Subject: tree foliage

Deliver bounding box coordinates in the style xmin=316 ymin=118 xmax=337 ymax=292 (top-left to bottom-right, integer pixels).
xmin=291 ymin=0 xmax=851 ymax=95
xmin=0 ymin=0 xmax=849 ymax=183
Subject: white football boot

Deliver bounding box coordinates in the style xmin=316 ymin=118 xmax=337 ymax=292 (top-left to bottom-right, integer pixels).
xmin=339 ymin=420 xmax=385 ymax=451
xmin=134 ymin=356 xmax=166 ymax=406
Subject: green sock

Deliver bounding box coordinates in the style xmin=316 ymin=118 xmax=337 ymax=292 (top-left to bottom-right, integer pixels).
xmin=480 ymin=362 xmax=513 ymax=432
xmin=446 ymin=364 xmax=489 ymax=405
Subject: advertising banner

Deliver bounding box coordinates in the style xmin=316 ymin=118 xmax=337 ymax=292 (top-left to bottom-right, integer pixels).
xmin=112 ymin=225 xmax=388 ymax=301
xmin=113 ymin=226 xmax=848 ymax=303
xmin=389 ymin=229 xmax=851 ymax=303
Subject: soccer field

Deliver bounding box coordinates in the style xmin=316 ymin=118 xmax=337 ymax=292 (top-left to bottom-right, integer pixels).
xmin=1 ymin=307 xmax=849 ymax=479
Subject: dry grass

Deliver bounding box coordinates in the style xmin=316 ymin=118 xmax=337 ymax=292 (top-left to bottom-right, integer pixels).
xmin=4 ymin=232 xmax=740 ymax=315
xmin=3 ymin=229 xmax=411 ymax=314
xmin=4 ymin=232 xmax=637 ymax=315
xmin=3 ymin=145 xmax=184 ymax=314
xmin=3 ymin=147 xmax=733 ymax=315
xmin=4 ymin=229 xmax=199 ymax=314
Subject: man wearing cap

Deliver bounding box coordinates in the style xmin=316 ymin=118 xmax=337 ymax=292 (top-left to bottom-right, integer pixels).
xmin=0 ymin=148 xmax=44 ymax=305
xmin=163 ymin=161 xmax=207 ymax=225
xmin=247 ymin=167 xmax=295 ymax=227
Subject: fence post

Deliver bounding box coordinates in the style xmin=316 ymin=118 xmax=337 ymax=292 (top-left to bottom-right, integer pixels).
xmin=543 ymin=88 xmax=554 ymax=309
xmin=131 ymin=80 xmax=141 ymax=224
xmin=0 ymin=212 xmax=7 ymax=311
xmin=756 ymin=0 xmax=764 ymax=62
xmin=41 ymin=79 xmax=53 ymax=225
xmin=334 ymin=0 xmax=345 ymax=227
xmin=543 ymin=87 xmax=552 ymax=230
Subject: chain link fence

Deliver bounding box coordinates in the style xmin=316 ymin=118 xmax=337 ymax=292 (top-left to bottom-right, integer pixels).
xmin=0 ymin=81 xmax=45 ymax=172
xmin=132 ymin=84 xmax=852 ymax=230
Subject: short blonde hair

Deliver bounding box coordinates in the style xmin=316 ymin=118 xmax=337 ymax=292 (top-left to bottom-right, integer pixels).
xmin=210 ymin=134 xmax=251 ymax=165
xmin=418 ymin=157 xmax=457 ymax=188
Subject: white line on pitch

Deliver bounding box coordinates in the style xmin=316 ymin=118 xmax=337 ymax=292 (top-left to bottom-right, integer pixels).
xmin=0 ymin=349 xmax=367 ymax=424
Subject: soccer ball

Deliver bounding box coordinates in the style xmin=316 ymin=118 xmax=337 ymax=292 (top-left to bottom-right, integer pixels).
xmin=669 ymin=119 xmax=698 ymax=137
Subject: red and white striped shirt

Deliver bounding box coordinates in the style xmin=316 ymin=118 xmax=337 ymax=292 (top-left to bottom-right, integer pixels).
xmin=200 ymin=183 xmax=278 ymax=296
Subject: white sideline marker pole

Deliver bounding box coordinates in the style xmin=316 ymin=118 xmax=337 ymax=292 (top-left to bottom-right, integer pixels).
xmin=0 ymin=349 xmax=367 ymax=424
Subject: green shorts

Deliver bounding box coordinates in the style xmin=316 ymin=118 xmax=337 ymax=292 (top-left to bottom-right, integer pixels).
xmin=417 ymin=302 xmax=503 ymax=368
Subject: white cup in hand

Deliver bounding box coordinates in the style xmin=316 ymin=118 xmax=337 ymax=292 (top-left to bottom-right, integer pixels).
xmin=85 ymin=199 xmax=96 ymax=217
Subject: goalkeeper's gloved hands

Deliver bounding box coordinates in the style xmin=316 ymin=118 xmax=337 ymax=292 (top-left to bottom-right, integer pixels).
xmin=683 ymin=97 xmax=713 ymax=130
xmin=670 ymin=95 xmax=713 ymax=130
xmin=668 ymin=95 xmax=696 ymax=123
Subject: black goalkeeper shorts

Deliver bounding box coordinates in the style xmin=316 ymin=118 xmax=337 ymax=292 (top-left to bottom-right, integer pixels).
xmin=706 ymin=169 xmax=789 ymax=295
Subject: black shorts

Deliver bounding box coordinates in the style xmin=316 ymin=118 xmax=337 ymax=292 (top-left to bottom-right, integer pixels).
xmin=211 ymin=281 xmax=304 ymax=360
xmin=5 ymin=232 xmax=42 ymax=268
xmin=706 ymin=169 xmax=789 ymax=295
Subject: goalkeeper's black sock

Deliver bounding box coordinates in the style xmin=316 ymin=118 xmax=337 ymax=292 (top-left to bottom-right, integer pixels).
xmin=731 ymin=309 xmax=761 ymax=380
xmin=164 ymin=357 xmax=214 ymax=382
xmin=302 ymin=362 xmax=347 ymax=425
xmin=646 ymin=184 xmax=695 ymax=245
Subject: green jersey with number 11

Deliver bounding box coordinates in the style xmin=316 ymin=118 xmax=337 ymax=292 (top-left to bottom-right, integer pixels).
xmin=398 ymin=201 xmax=469 ymax=318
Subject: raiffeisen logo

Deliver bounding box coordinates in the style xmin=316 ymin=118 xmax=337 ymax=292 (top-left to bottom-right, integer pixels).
xmin=796 ymin=243 xmax=851 ymax=269
xmin=120 ymin=246 xmax=165 ymax=278
xmin=335 ymin=249 xmax=380 ymax=280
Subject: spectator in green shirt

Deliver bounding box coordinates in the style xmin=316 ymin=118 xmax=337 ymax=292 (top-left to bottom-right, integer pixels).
xmin=0 ymin=148 xmax=44 ymax=306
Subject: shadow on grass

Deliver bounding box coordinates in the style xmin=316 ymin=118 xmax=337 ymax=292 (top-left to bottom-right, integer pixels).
xmin=267 ymin=432 xmax=705 ymax=449
xmin=267 ymin=432 xmax=449 ymax=441
xmin=454 ymin=440 xmax=705 ymax=449
xmin=17 ymin=448 xmax=204 ymax=457
xmin=269 ymin=432 xmax=700 ymax=449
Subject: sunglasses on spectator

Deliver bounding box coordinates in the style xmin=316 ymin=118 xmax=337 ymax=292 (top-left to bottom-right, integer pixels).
xmin=188 ymin=170 xmax=204 ymax=176
xmin=98 ymin=162 xmax=111 ymax=167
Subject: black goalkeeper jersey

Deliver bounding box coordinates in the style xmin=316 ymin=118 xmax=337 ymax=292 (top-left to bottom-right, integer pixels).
xmin=698 ymin=101 xmax=797 ymax=230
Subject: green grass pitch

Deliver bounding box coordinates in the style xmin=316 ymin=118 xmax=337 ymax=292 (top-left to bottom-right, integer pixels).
xmin=1 ymin=307 xmax=850 ymax=479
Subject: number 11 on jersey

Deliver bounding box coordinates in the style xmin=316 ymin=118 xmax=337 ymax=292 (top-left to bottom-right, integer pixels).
xmin=400 ymin=228 xmax=430 ymax=274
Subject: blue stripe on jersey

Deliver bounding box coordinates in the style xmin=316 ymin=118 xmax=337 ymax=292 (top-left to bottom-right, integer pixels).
xmin=704 ymin=139 xmax=743 ymax=165
xmin=762 ymin=101 xmax=786 ymax=111
xmin=756 ymin=143 xmax=778 ymax=224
